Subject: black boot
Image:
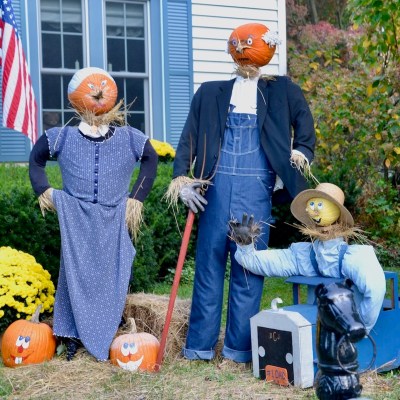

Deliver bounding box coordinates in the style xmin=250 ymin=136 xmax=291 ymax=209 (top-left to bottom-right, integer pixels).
xmin=65 ymin=338 xmax=81 ymax=361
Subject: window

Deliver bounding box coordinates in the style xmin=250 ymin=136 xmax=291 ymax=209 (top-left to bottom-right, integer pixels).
xmin=40 ymin=0 xmax=82 ymax=129
xmin=40 ymin=0 xmax=149 ymax=134
xmin=106 ymin=1 xmax=148 ymax=132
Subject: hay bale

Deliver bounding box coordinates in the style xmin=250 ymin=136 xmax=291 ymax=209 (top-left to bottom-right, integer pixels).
xmin=122 ymin=293 xmax=191 ymax=360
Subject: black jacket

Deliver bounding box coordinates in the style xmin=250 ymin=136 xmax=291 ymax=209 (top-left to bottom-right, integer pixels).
xmin=173 ymin=76 xmax=316 ymax=200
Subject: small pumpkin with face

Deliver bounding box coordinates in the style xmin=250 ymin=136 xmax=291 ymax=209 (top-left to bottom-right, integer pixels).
xmin=1 ymin=305 xmax=56 ymax=367
xmin=228 ymin=23 xmax=279 ymax=67
xmin=68 ymin=67 xmax=118 ymax=115
xmin=110 ymin=318 xmax=160 ymax=372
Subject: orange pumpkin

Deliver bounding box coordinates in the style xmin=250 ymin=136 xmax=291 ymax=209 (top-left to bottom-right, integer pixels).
xmin=228 ymin=23 xmax=278 ymax=67
xmin=110 ymin=318 xmax=160 ymax=372
xmin=68 ymin=67 xmax=118 ymax=115
xmin=1 ymin=305 xmax=56 ymax=367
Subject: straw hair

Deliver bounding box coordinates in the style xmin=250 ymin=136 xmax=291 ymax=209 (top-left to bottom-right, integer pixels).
xmin=290 ymin=183 xmax=354 ymax=228
xmin=78 ymin=99 xmax=126 ymax=126
xmin=38 ymin=188 xmax=56 ymax=216
xmin=125 ymin=198 xmax=144 ymax=241
xmin=294 ymin=223 xmax=368 ymax=242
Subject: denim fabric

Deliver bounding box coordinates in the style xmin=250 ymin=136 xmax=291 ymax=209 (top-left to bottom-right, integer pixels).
xmin=183 ymin=112 xmax=276 ymax=362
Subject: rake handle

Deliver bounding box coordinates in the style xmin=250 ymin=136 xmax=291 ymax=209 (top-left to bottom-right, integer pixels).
xmin=155 ymin=209 xmax=195 ymax=371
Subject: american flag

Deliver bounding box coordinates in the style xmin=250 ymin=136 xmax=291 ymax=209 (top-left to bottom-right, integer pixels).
xmin=0 ymin=0 xmax=38 ymax=143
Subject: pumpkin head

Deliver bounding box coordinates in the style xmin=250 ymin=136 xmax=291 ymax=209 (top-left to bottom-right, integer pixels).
xmin=1 ymin=306 xmax=56 ymax=367
xmin=110 ymin=318 xmax=160 ymax=372
xmin=228 ymin=23 xmax=279 ymax=67
xmin=68 ymin=67 xmax=118 ymax=115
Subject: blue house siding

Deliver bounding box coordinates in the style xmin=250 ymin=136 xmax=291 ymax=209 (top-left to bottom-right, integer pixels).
xmin=164 ymin=0 xmax=193 ymax=148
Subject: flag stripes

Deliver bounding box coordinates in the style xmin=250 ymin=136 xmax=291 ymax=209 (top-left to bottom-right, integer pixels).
xmin=0 ymin=0 xmax=38 ymax=143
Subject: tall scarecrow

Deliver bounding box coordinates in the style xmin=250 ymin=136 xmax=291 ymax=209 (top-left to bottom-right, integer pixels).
xmin=166 ymin=23 xmax=316 ymax=363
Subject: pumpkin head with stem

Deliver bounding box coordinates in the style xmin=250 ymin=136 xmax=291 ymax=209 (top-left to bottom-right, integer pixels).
xmin=68 ymin=67 xmax=118 ymax=116
xmin=1 ymin=305 xmax=56 ymax=367
xmin=110 ymin=318 xmax=160 ymax=372
xmin=228 ymin=23 xmax=280 ymax=68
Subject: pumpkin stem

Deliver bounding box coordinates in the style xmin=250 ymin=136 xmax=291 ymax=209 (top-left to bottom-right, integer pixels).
xmin=128 ymin=317 xmax=137 ymax=334
xmin=30 ymin=304 xmax=43 ymax=323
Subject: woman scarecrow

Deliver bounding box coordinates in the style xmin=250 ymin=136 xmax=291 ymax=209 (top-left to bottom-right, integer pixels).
xmin=29 ymin=67 xmax=158 ymax=361
xmin=166 ymin=23 xmax=316 ymax=363
xmin=231 ymin=183 xmax=386 ymax=332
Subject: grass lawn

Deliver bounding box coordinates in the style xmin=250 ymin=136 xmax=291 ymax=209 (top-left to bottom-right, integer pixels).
xmin=1 ymin=163 xmax=399 ymax=398
xmin=1 ymin=278 xmax=400 ymax=399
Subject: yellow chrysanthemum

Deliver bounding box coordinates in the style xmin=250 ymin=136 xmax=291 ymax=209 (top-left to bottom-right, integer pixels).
xmin=150 ymin=139 xmax=176 ymax=159
xmin=0 ymin=246 xmax=55 ymax=329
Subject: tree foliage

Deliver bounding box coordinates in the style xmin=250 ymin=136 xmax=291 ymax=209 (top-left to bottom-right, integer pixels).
xmin=348 ymin=0 xmax=399 ymax=72
xmin=286 ymin=2 xmax=400 ymax=250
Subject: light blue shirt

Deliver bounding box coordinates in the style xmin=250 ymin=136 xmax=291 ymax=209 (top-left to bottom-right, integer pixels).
xmin=234 ymin=237 xmax=386 ymax=332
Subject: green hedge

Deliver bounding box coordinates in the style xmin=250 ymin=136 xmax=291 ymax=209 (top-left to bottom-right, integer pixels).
xmin=0 ymin=163 xmax=194 ymax=292
xmin=1 ymin=161 xmax=398 ymax=294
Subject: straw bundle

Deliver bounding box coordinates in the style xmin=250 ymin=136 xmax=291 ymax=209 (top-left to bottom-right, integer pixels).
xmin=122 ymin=293 xmax=191 ymax=360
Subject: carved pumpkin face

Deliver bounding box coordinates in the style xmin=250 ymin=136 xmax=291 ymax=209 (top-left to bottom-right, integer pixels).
xmin=1 ymin=316 xmax=56 ymax=367
xmin=68 ymin=67 xmax=118 ymax=115
xmin=110 ymin=332 xmax=160 ymax=372
xmin=228 ymin=23 xmax=277 ymax=67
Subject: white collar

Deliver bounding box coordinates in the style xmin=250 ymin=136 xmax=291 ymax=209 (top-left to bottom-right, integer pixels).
xmin=235 ymin=75 xmax=260 ymax=83
xmin=78 ymin=121 xmax=109 ymax=138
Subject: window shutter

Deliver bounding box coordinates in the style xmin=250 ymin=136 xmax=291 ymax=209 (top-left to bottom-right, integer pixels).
xmin=164 ymin=0 xmax=193 ymax=148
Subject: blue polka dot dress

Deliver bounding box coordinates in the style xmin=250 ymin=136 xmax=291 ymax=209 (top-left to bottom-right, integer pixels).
xmin=46 ymin=126 xmax=147 ymax=360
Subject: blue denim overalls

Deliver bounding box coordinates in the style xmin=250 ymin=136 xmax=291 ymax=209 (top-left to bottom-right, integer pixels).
xmin=183 ymin=109 xmax=276 ymax=362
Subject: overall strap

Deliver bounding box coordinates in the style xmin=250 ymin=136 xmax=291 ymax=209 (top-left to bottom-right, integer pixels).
xmin=310 ymin=243 xmax=349 ymax=276
xmin=338 ymin=243 xmax=348 ymax=276
xmin=310 ymin=246 xmax=319 ymax=275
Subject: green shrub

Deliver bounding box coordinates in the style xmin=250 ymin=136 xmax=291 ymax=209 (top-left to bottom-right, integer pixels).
xmin=0 ymin=163 xmax=195 ymax=291
xmin=141 ymin=163 xmax=196 ymax=279
xmin=129 ymin=227 xmax=159 ymax=292
xmin=165 ymin=257 xmax=196 ymax=286
xmin=0 ymin=187 xmax=61 ymax=282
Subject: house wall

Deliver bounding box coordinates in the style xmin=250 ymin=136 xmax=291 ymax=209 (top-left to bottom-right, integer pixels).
xmin=191 ymin=0 xmax=286 ymax=91
xmin=0 ymin=0 xmax=286 ymax=161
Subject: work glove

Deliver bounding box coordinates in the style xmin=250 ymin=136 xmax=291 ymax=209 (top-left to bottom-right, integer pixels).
xmin=179 ymin=181 xmax=208 ymax=213
xmin=229 ymin=213 xmax=261 ymax=246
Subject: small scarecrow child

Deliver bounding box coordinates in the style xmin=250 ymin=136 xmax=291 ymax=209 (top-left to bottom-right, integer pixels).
xmin=29 ymin=67 xmax=158 ymax=361
xmin=166 ymin=23 xmax=316 ymax=363
xmin=230 ymin=182 xmax=386 ymax=332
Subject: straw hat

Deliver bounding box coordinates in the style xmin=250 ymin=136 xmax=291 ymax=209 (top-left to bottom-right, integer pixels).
xmin=290 ymin=183 xmax=354 ymax=228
